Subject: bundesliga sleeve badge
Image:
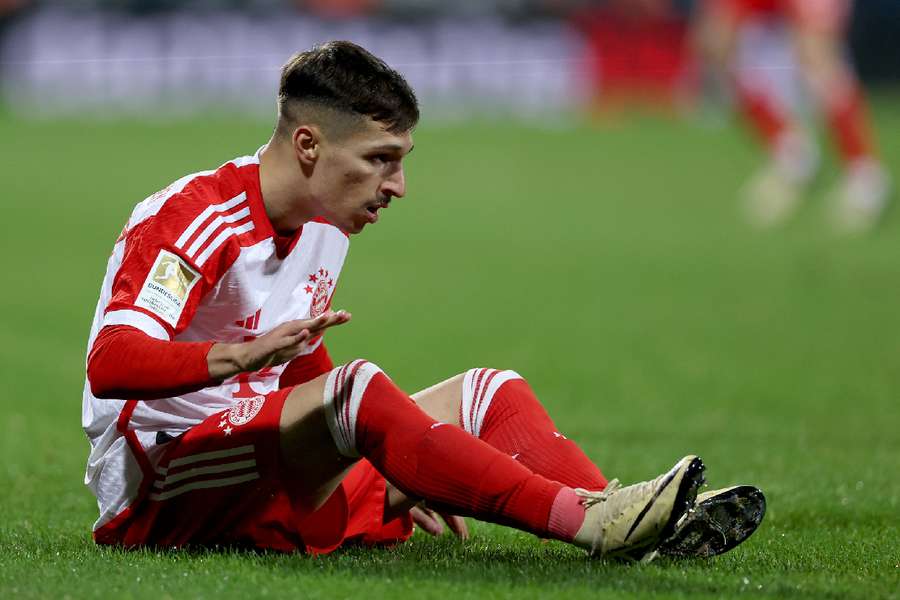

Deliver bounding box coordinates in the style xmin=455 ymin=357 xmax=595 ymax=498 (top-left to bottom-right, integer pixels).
xmin=136 ymin=250 xmax=201 ymax=326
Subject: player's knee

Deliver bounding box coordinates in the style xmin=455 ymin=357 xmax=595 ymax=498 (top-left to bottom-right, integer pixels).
xmin=460 ymin=368 xmax=523 ymax=437
xmin=322 ymin=359 xmax=386 ymax=458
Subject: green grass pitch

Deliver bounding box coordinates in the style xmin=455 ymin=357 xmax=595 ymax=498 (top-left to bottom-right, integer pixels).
xmin=1 ymin=99 xmax=898 ymax=599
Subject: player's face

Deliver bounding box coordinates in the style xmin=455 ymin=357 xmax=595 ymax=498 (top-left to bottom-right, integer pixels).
xmin=313 ymin=118 xmax=413 ymax=235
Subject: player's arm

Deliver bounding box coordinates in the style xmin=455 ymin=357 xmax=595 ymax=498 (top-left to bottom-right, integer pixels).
xmin=208 ymin=312 xmax=349 ymax=378
xmin=88 ymin=311 xmax=350 ymax=400
xmin=88 ymin=189 xmax=350 ymax=400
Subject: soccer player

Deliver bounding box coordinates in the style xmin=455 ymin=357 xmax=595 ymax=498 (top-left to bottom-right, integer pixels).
xmin=82 ymin=41 xmax=764 ymax=560
xmin=696 ymin=0 xmax=891 ymax=231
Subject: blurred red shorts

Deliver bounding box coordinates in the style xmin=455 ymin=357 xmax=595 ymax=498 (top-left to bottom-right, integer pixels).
xmin=94 ymin=387 xmax=413 ymax=553
xmin=711 ymin=0 xmax=850 ymax=32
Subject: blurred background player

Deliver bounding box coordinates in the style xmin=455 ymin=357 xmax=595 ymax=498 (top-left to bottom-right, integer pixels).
xmin=695 ymin=0 xmax=892 ymax=231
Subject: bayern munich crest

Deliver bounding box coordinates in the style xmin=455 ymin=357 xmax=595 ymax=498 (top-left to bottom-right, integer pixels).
xmin=303 ymin=267 xmax=334 ymax=318
xmin=228 ymin=395 xmax=265 ymax=426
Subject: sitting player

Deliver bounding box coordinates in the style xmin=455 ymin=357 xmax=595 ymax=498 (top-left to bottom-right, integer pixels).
xmin=696 ymin=0 xmax=891 ymax=231
xmin=82 ymin=41 xmax=764 ymax=561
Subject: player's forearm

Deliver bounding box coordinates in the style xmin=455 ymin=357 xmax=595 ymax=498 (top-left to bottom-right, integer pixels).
xmin=88 ymin=325 xmax=218 ymax=400
xmin=206 ymin=341 xmax=254 ymax=382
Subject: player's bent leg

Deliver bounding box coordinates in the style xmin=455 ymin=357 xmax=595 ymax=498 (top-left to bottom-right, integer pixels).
xmin=411 ymin=369 xmax=608 ymax=490
xmin=409 ymin=369 xmax=764 ymax=560
xmin=316 ymin=360 xmax=705 ymax=560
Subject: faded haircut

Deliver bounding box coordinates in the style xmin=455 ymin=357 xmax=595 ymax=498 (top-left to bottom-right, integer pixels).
xmin=276 ymin=41 xmax=419 ymax=139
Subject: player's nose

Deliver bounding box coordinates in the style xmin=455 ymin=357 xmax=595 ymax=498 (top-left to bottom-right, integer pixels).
xmin=382 ymin=166 xmax=406 ymax=199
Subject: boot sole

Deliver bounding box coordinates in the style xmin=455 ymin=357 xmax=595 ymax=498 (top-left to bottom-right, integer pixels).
xmin=659 ymin=485 xmax=766 ymax=558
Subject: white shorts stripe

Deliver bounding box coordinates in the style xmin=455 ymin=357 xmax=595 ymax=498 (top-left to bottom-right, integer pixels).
xmin=154 ymin=459 xmax=257 ymax=488
xmin=195 ymin=221 xmax=256 ymax=267
xmin=166 ymin=444 xmax=254 ymax=469
xmin=174 ymin=192 xmax=247 ymax=250
xmin=148 ymin=472 xmax=260 ymax=502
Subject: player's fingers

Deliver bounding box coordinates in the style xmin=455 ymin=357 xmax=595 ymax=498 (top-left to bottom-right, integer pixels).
xmin=278 ymin=320 xmax=312 ymax=337
xmin=279 ymin=329 xmax=310 ymax=351
xmin=307 ymin=311 xmax=351 ymax=334
xmin=441 ymin=514 xmax=469 ymax=540
xmin=410 ymin=506 xmax=444 ymax=536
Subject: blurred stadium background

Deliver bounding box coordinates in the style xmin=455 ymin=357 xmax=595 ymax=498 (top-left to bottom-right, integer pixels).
xmin=1 ymin=1 xmax=898 ymax=598
xmin=2 ymin=0 xmax=898 ymax=118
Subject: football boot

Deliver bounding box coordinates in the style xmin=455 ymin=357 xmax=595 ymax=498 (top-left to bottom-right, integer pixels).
xmin=572 ymin=455 xmax=706 ymax=561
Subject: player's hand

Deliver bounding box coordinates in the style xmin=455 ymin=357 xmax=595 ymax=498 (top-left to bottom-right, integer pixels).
xmin=240 ymin=310 xmax=351 ymax=372
xmin=208 ymin=310 xmax=351 ymax=380
xmin=410 ymin=505 xmax=469 ymax=540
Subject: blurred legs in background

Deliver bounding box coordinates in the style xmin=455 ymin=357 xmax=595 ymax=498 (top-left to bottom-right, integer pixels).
xmin=696 ymin=0 xmax=891 ymax=231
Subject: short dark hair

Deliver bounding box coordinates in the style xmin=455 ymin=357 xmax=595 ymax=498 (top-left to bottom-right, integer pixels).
xmin=277 ymin=41 xmax=419 ymax=137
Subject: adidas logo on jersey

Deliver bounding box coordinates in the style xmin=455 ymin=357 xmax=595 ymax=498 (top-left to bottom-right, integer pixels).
xmin=235 ymin=308 xmax=261 ymax=331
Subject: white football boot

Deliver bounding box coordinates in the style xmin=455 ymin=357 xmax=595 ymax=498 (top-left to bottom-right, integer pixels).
xmin=658 ymin=485 xmax=766 ymax=558
xmin=829 ymin=159 xmax=892 ymax=234
xmin=571 ymin=455 xmax=705 ymax=561
xmin=742 ymin=131 xmax=819 ymax=228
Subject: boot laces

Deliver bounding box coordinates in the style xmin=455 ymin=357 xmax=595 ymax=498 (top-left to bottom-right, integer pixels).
xmin=574 ymin=480 xmax=621 ymax=508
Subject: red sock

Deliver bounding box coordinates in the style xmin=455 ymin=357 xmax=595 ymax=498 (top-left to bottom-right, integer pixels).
xmin=460 ymin=369 xmax=608 ymax=490
xmin=734 ymin=81 xmax=788 ymax=149
xmin=325 ymin=361 xmax=584 ymax=541
xmin=825 ymin=83 xmax=875 ymax=163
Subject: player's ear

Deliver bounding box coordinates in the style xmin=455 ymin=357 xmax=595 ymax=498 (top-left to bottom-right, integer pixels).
xmin=293 ymin=125 xmax=320 ymax=165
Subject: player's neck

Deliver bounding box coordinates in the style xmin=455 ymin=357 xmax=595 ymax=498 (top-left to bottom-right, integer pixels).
xmin=258 ymin=140 xmax=317 ymax=236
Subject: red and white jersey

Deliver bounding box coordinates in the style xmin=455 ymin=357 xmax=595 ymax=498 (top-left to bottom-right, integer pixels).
xmin=82 ymin=150 xmax=349 ymax=532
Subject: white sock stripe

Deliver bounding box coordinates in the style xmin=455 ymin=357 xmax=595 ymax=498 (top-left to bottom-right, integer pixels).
xmin=328 ymin=363 xmax=353 ymax=456
xmin=473 ymin=368 xmax=499 ymax=433
xmin=473 ymin=368 xmax=500 ymax=425
xmin=153 ymin=459 xmax=257 ymax=488
xmin=164 ymin=444 xmax=254 ymax=469
xmin=346 ymin=361 xmax=381 ymax=455
xmin=472 ymin=370 xmax=523 ymax=437
xmin=461 ymin=368 xmax=480 ymax=434
xmin=148 ymin=472 xmax=260 ymax=502
xmin=340 ymin=361 xmax=361 ymax=452
xmin=324 ymin=367 xmax=347 ymax=456
xmin=322 ymin=361 xmax=383 ymax=458
xmin=471 ymin=368 xmax=491 ymax=431
xmin=340 ymin=361 xmax=359 ymax=448
xmin=462 ymin=368 xmax=492 ymax=434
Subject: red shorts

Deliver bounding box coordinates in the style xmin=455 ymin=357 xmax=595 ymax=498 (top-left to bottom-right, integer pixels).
xmin=710 ymin=0 xmax=850 ymax=33
xmin=96 ymin=388 xmax=413 ymax=553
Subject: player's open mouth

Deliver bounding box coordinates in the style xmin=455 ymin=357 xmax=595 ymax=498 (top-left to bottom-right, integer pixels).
xmin=365 ymin=201 xmax=389 ymax=223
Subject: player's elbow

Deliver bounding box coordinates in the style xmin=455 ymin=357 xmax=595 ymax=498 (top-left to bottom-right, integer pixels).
xmin=87 ymin=325 xmax=133 ymax=399
xmin=86 ymin=349 xmax=120 ymax=399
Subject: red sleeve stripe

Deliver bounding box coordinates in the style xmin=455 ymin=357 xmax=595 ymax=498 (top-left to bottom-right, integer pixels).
xmin=195 ymin=220 xmax=255 ymax=267
xmin=101 ymin=309 xmax=171 ymax=340
xmin=174 ymin=192 xmax=248 ymax=250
